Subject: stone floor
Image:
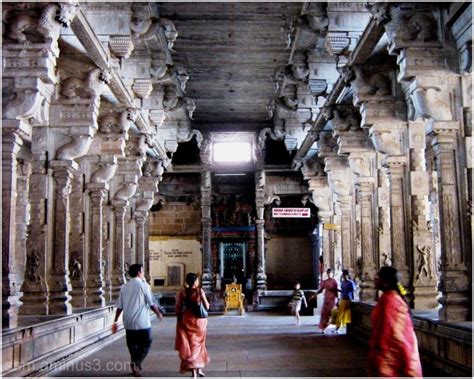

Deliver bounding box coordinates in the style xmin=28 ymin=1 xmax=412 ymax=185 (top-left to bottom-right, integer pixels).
xmin=52 ymin=312 xmax=369 ymax=377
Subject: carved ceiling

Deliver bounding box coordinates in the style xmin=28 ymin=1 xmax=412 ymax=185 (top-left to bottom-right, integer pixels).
xmin=158 ymin=2 xmax=302 ymax=130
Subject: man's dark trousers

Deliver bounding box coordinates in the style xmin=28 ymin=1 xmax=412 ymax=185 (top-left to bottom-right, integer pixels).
xmin=125 ymin=328 xmax=152 ymax=369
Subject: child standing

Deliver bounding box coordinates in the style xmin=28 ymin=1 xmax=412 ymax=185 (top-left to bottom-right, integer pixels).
xmin=290 ymin=281 xmax=307 ymax=325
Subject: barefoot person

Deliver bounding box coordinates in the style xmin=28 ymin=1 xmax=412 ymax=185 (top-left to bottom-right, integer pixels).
xmin=175 ymin=273 xmax=210 ymax=378
xmin=112 ymin=264 xmax=164 ymax=377
xmin=290 ymin=281 xmax=307 ymax=325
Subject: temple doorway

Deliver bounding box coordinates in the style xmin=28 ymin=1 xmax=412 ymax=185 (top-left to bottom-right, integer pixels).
xmin=219 ymin=242 xmax=247 ymax=285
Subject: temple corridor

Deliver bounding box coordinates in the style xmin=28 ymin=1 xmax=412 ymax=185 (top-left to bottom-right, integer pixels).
xmin=2 ymin=1 xmax=472 ymax=376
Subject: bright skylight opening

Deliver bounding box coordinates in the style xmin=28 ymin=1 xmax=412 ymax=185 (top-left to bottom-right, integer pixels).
xmin=213 ymin=142 xmax=252 ymax=163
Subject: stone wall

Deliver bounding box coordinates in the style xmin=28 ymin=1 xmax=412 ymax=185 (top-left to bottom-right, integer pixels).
xmin=148 ymin=237 xmax=202 ymax=291
xmin=266 ymin=237 xmax=312 ymax=289
xmin=149 ymin=202 xmax=201 ymax=236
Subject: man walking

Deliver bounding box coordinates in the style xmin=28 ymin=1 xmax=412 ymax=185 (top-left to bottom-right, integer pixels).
xmin=112 ymin=264 xmax=163 ymax=376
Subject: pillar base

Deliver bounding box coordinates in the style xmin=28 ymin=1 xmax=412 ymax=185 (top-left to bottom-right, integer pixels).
xmin=201 ymin=272 xmax=212 ymax=291
xmin=413 ymin=282 xmax=439 ymax=310
xmin=111 ymin=274 xmax=126 ymax=300
xmin=256 ymin=272 xmax=267 ymax=290
xmin=359 ymin=285 xmax=377 ymax=302
xmin=19 ymin=281 xmax=49 ymax=315
xmin=70 ymin=279 xmax=87 ymax=308
xmin=438 ymin=293 xmax=470 ymax=322
xmin=2 ymin=296 xmax=18 ymax=329
xmin=48 ymin=275 xmax=73 ymax=315
xmin=85 ymin=277 xmax=106 ymax=307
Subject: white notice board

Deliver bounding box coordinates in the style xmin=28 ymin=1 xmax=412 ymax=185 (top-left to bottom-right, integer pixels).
xmin=272 ymin=208 xmax=311 ymax=218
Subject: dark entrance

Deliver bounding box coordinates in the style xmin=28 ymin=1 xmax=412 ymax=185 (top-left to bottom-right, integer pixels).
xmin=219 ymin=242 xmax=246 ymax=285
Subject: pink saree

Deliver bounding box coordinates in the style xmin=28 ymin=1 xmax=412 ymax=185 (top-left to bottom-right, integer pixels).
xmin=175 ymin=289 xmax=210 ymax=374
xmin=368 ymin=290 xmax=422 ymax=377
xmin=319 ymin=278 xmax=338 ymax=330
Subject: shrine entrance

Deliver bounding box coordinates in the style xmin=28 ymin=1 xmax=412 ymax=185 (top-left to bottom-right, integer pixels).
xmin=219 ymin=242 xmax=247 ymax=285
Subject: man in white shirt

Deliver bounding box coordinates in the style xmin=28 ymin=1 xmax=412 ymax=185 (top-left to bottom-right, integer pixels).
xmin=112 ymin=264 xmax=163 ymax=377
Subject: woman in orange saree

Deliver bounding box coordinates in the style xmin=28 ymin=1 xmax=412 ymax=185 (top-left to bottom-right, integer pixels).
xmin=175 ymin=273 xmax=210 ymax=377
xmin=368 ymin=266 xmax=422 ymax=377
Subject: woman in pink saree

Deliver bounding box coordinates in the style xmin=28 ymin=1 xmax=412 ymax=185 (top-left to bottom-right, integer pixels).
xmin=313 ymin=268 xmax=338 ymax=333
xmin=368 ymin=266 xmax=422 ymax=377
xmin=175 ymin=273 xmax=210 ymax=377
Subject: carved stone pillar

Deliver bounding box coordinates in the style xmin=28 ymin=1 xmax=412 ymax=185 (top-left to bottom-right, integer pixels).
xmin=429 ymin=123 xmax=470 ymax=321
xmin=20 ymin=152 xmax=50 ymax=315
xmin=201 ymin=170 xmax=212 ymax=290
xmin=69 ymin=174 xmax=86 ymax=308
xmin=255 ymin=220 xmax=267 ymax=290
xmin=135 ymin=172 xmax=160 ymax=283
xmin=308 ymin=177 xmax=334 ymax=280
xmin=325 ymin=157 xmax=354 ymax=272
xmin=2 ymin=131 xmax=22 ymax=328
xmin=85 ymin=184 xmax=107 ymax=307
xmin=144 ymin=218 xmax=151 ymax=282
xmin=377 ymin=165 xmax=392 ymax=267
xmin=348 ymin=153 xmax=378 ymax=301
xmin=111 ymin=201 xmax=128 ymax=300
xmin=48 ymin=161 xmax=76 ymax=315
xmin=14 ymin=157 xmax=31 ymax=311
xmin=383 ymin=156 xmax=411 ymax=287
xmin=407 ymin=121 xmax=438 ymax=309
xmin=135 ymin=211 xmax=147 ymax=268
xmin=255 ymin=170 xmax=267 ymax=290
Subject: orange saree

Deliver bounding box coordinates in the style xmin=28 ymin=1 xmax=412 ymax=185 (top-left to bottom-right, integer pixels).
xmin=368 ymin=290 xmax=422 ymax=377
xmin=175 ymin=289 xmax=210 ymax=374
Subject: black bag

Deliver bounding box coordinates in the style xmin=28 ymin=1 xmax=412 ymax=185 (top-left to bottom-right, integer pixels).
xmin=184 ymin=290 xmax=208 ymax=319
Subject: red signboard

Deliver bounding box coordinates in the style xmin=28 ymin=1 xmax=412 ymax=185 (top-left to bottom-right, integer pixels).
xmin=272 ymin=208 xmax=311 ymax=218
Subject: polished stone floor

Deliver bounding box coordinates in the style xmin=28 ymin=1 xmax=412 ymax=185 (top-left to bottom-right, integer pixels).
xmin=53 ymin=312 xmax=369 ymax=377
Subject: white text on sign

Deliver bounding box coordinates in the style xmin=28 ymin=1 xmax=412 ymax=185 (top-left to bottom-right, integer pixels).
xmin=272 ymin=208 xmax=311 ymax=218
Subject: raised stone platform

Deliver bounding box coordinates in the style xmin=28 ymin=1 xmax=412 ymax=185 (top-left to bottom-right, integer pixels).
xmin=255 ymin=290 xmax=317 ymax=313
xmin=349 ymin=302 xmax=473 ymax=377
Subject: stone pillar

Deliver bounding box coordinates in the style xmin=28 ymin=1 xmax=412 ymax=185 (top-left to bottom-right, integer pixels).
xmin=310 ymin=233 xmax=320 ymax=289
xmin=325 ymin=156 xmax=354 ymax=273
xmin=200 ymin=170 xmax=212 ymax=290
xmin=135 ymin=211 xmax=147 ymax=268
xmin=14 ymin=157 xmax=32 ymax=310
xmin=429 ymin=123 xmax=470 ymax=321
xmin=69 ymin=174 xmax=86 ymax=308
xmin=408 ymin=121 xmax=438 ymax=309
xmin=2 ymin=131 xmax=22 ymax=328
xmin=383 ymin=156 xmax=411 ymax=287
xmin=348 ymin=153 xmax=378 ymax=301
xmin=135 ymin=171 xmax=160 ymax=283
xmin=255 ymin=170 xmax=267 ymax=290
xmin=318 ymin=212 xmax=334 ymax=278
xmin=111 ymin=201 xmax=128 ymax=299
xmin=85 ymin=184 xmax=107 ymax=307
xmin=255 ymin=220 xmax=267 ymax=290
xmin=377 ymin=164 xmax=392 ymax=267
xmin=48 ymin=161 xmax=76 ymax=315
xmin=144 ymin=218 xmax=151 ymax=282
xmin=20 ymin=152 xmax=50 ymax=315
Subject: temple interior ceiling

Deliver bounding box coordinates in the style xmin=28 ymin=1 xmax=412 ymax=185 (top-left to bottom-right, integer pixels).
xmin=158 ymin=2 xmax=302 ymax=130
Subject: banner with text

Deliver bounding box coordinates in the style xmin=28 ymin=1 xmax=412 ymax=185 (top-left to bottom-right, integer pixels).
xmin=272 ymin=208 xmax=311 ymax=218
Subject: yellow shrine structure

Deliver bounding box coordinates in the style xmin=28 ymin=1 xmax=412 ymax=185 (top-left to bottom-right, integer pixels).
xmin=224 ymin=283 xmax=245 ymax=315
